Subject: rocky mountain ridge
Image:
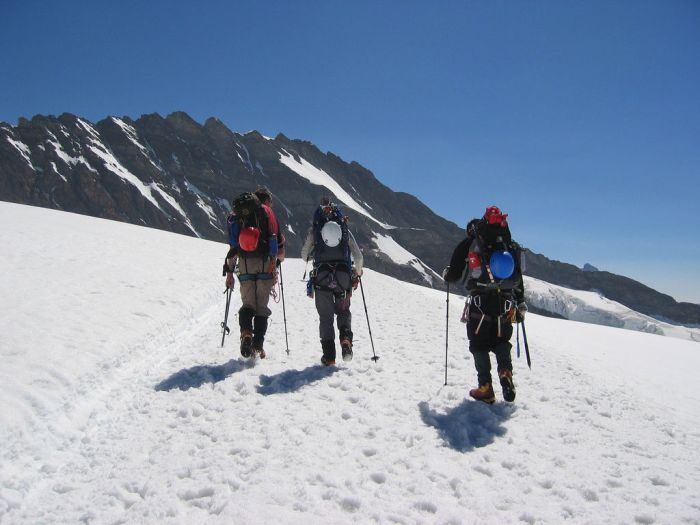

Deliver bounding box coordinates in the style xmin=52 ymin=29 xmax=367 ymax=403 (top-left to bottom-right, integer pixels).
xmin=1 ymin=111 xmax=698 ymax=326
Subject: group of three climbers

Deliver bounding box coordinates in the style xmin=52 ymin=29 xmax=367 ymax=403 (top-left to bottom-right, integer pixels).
xmin=224 ymin=189 xmax=526 ymax=404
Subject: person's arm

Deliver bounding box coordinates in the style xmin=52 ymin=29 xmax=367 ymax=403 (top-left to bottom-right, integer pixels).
xmin=348 ymin=231 xmax=363 ymax=275
xmin=443 ymin=237 xmax=471 ymax=282
xmin=300 ymin=228 xmax=315 ymax=262
xmin=262 ymin=205 xmax=279 ymax=258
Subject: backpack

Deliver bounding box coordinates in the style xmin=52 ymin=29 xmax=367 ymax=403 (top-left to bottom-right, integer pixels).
xmin=463 ymin=218 xmax=524 ymax=294
xmin=312 ymin=203 xmax=351 ymax=268
xmin=229 ymin=192 xmax=270 ymax=255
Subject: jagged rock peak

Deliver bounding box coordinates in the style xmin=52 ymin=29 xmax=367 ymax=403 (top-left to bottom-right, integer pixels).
xmin=165 ymin=111 xmax=202 ymax=130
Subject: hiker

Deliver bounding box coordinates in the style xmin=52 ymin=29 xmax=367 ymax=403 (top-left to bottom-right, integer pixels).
xmin=443 ymin=205 xmax=527 ymax=403
xmin=224 ymin=186 xmax=285 ymax=359
xmin=300 ymin=197 xmax=363 ymax=366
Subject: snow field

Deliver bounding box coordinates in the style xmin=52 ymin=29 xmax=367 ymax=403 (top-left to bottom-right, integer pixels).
xmin=1 ymin=201 xmax=699 ymax=524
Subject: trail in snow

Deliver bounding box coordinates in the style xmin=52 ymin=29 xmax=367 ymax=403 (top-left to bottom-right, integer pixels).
xmin=1 ymin=202 xmax=699 ymax=525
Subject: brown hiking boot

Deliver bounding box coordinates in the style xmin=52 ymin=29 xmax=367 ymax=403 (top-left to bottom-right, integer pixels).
xmin=469 ymin=383 xmax=496 ymax=404
xmin=498 ymin=369 xmax=516 ymax=402
xmin=340 ymin=339 xmax=353 ymax=362
xmin=253 ymin=347 xmax=266 ymax=359
xmin=240 ymin=330 xmax=253 ymax=358
xmin=321 ymin=355 xmax=336 ymax=366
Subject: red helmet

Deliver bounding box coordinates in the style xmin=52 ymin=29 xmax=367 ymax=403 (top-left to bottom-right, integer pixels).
xmin=239 ymin=227 xmax=260 ymax=251
xmin=484 ymin=206 xmax=508 ymax=227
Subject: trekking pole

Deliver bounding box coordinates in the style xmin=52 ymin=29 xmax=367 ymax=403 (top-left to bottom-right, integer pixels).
xmin=278 ymin=262 xmax=290 ymax=355
xmin=444 ymin=282 xmax=449 ymax=386
xmin=359 ymin=278 xmax=379 ymax=362
xmin=521 ymin=318 xmax=531 ymax=369
xmin=221 ymin=287 xmax=233 ymax=347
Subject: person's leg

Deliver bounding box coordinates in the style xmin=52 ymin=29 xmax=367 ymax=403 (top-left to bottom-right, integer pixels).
xmin=336 ymin=292 xmax=353 ymax=360
xmin=493 ymin=334 xmax=515 ymax=402
xmin=315 ymin=288 xmax=337 ymax=363
xmin=252 ymin=315 xmax=268 ymax=358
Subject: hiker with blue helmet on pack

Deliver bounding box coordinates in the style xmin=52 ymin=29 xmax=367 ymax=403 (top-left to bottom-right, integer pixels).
xmin=301 ymin=197 xmax=363 ymax=366
xmin=443 ymin=206 xmax=527 ymax=404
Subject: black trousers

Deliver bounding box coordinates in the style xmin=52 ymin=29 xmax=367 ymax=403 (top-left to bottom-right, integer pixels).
xmin=466 ymin=294 xmax=514 ymax=386
xmin=314 ymin=267 xmax=352 ymax=358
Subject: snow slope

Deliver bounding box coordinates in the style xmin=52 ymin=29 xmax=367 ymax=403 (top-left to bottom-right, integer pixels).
xmin=525 ymin=276 xmax=700 ymax=343
xmin=1 ymin=201 xmax=699 ymax=524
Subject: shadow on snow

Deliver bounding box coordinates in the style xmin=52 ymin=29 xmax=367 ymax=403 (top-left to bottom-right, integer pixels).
xmin=419 ymin=399 xmax=515 ymax=452
xmin=257 ymin=365 xmax=339 ymax=395
xmin=154 ymin=359 xmax=254 ymax=392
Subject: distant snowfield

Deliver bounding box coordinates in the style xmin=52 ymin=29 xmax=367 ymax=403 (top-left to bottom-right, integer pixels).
xmin=1 ymin=202 xmax=699 ymax=524
xmin=525 ymin=276 xmax=700 ymax=342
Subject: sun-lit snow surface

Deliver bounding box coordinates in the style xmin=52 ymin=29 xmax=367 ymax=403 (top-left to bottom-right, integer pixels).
xmin=278 ymin=149 xmax=394 ymax=229
xmin=1 ymin=201 xmax=699 ymax=525
xmin=525 ymin=276 xmax=700 ymax=342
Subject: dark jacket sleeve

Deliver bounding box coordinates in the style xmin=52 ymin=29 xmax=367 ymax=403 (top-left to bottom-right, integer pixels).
xmin=443 ymin=237 xmax=471 ymax=282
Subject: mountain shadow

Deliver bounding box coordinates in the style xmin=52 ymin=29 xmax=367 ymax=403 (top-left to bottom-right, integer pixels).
xmin=257 ymin=365 xmax=339 ymax=395
xmin=418 ymin=399 xmax=515 ymax=452
xmin=155 ymin=359 xmax=254 ymax=391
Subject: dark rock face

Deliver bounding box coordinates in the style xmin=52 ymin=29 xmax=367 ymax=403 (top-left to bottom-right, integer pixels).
xmin=1 ymin=112 xmax=698 ymax=325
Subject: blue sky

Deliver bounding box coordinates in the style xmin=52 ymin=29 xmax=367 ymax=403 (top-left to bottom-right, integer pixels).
xmin=2 ymin=0 xmax=699 ymax=302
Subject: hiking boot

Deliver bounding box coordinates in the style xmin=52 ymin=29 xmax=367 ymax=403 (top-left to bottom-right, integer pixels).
xmin=253 ymin=347 xmax=266 ymax=359
xmin=341 ymin=339 xmax=353 ymax=362
xmin=469 ymin=383 xmax=496 ymax=404
xmin=321 ymin=339 xmax=336 ymax=367
xmin=240 ymin=330 xmax=253 ymax=358
xmin=498 ymin=369 xmax=516 ymax=402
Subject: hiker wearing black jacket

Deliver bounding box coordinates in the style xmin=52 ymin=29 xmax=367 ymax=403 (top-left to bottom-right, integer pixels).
xmin=443 ymin=206 xmax=527 ymax=403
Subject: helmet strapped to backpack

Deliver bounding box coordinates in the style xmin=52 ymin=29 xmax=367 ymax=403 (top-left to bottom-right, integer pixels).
xmin=312 ymin=199 xmax=351 ymax=268
xmin=229 ymin=192 xmax=270 ymax=255
xmin=239 ymin=227 xmax=261 ymax=252
xmin=321 ymin=221 xmax=343 ymax=247
xmin=462 ymin=206 xmax=523 ymax=293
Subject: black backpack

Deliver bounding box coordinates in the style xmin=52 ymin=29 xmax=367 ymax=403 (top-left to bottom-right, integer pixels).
xmin=229 ymin=192 xmax=270 ymax=254
xmin=312 ymin=203 xmax=351 ymax=267
xmin=466 ymin=219 xmax=524 ymax=293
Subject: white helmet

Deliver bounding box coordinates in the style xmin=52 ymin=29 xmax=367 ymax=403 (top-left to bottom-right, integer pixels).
xmin=321 ymin=221 xmax=342 ymax=247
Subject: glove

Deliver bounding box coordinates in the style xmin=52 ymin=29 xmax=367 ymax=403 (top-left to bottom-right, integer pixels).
xmin=516 ymin=302 xmax=528 ymax=322
xmin=351 ymin=271 xmax=361 ymax=290
xmin=442 ymin=266 xmax=450 ymax=279
xmin=225 ymin=272 xmax=235 ymax=290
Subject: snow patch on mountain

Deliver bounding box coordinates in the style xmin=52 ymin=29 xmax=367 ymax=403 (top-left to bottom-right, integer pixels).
xmin=150 ymin=184 xmax=199 ymax=236
xmin=371 ymin=232 xmax=438 ymax=284
xmin=87 ymin=142 xmax=164 ymax=211
xmin=46 ymin=133 xmax=98 ymax=173
xmin=183 ymin=180 xmax=221 ymax=232
xmin=111 ymin=117 xmax=162 ymax=171
xmin=49 ymin=161 xmax=68 ymax=182
xmin=278 ymin=149 xmax=394 ymax=229
xmin=6 ymin=136 xmax=33 ymax=168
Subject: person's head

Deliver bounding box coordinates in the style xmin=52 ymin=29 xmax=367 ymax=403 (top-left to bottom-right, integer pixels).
xmin=254 ymin=186 xmax=272 ymax=205
xmin=319 ymin=196 xmax=334 ymax=217
xmin=483 ymin=205 xmax=508 ymax=227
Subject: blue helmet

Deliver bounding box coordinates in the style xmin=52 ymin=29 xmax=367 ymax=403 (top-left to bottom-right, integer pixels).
xmin=489 ymin=251 xmax=515 ymax=279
